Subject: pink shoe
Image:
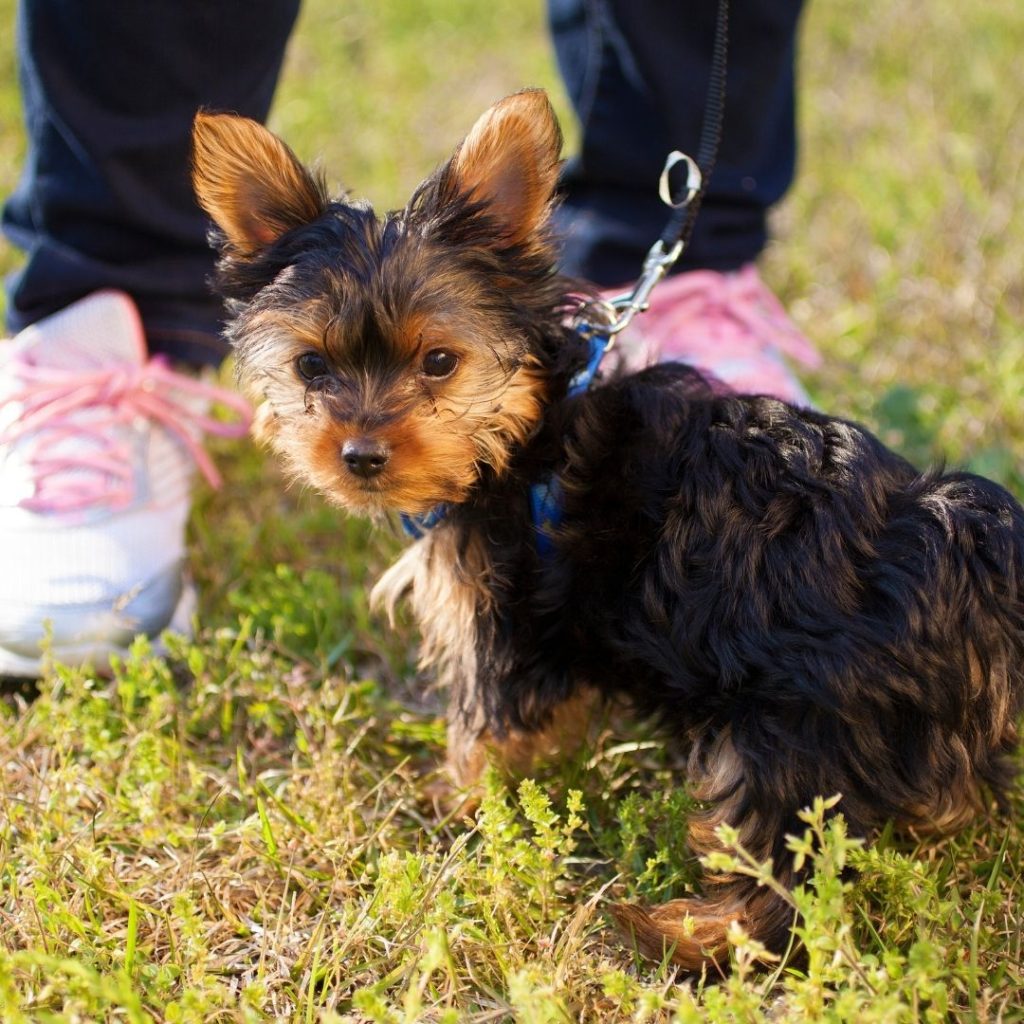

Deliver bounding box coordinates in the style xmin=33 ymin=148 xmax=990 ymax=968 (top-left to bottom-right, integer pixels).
xmin=606 ymin=264 xmax=821 ymax=405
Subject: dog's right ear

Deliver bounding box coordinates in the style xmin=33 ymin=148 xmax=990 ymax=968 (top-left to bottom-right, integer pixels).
xmin=192 ymin=112 xmax=328 ymax=255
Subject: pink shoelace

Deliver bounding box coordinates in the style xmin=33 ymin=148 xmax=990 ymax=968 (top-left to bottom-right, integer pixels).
xmin=1 ymin=355 xmax=252 ymax=513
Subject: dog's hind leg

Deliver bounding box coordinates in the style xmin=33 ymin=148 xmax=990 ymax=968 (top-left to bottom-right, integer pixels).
xmin=613 ymin=728 xmax=799 ymax=972
xmin=897 ymin=648 xmax=1021 ymax=837
xmin=611 ymin=874 xmax=796 ymax=972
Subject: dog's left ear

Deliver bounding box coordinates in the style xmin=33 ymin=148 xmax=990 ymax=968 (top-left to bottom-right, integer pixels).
xmin=447 ymin=89 xmax=562 ymax=246
xmin=192 ymin=111 xmax=328 ymax=255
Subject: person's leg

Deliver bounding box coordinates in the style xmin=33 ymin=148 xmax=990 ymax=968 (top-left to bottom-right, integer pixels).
xmin=0 ymin=2 xmax=298 ymax=676
xmin=3 ymin=0 xmax=300 ymax=365
xmin=549 ymin=0 xmax=804 ymax=285
xmin=548 ymin=0 xmax=818 ymax=404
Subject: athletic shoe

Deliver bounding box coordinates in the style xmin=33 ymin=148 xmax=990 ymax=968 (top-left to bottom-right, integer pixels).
xmin=0 ymin=290 xmax=250 ymax=676
xmin=607 ymin=263 xmax=820 ymax=404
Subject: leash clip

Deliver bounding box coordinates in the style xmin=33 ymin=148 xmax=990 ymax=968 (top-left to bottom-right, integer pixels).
xmin=582 ymin=151 xmax=702 ymax=342
xmin=572 ymin=149 xmax=702 ymax=345
xmin=603 ymin=236 xmax=684 ymax=339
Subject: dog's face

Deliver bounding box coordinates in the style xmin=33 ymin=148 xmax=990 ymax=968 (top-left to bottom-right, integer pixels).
xmin=192 ymin=91 xmax=565 ymax=516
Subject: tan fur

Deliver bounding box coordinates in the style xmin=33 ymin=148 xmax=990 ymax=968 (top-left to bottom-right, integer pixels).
xmin=192 ymin=112 xmax=327 ymax=253
xmin=372 ymin=526 xmax=492 ymax=670
xmin=373 ymin=537 xmax=599 ymax=789
xmin=967 ymin=645 xmax=1015 ymax=746
xmin=237 ymin=278 xmax=547 ymax=516
xmin=447 ymin=687 xmax=601 ymax=788
xmin=895 ymin=645 xmax=1015 ymax=835
xmin=610 ymin=898 xmax=738 ymax=972
xmin=684 ymin=728 xmax=756 ymax=859
xmin=451 ymin=90 xmax=562 ymax=248
xmin=903 ymin=783 xmax=986 ymax=836
xmin=611 ymin=886 xmax=790 ymax=973
xmin=373 ymin=529 xmax=487 ymax=791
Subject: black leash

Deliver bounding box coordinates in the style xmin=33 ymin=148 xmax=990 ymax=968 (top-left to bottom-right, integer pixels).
xmin=580 ymin=0 xmax=730 ymax=343
xmin=659 ymin=0 xmax=730 ymax=255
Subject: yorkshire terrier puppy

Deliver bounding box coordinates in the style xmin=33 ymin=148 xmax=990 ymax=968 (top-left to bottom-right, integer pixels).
xmin=192 ymin=90 xmax=1024 ymax=971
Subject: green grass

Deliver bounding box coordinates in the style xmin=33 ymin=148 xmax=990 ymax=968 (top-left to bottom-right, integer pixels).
xmin=1 ymin=0 xmax=1023 ymax=1019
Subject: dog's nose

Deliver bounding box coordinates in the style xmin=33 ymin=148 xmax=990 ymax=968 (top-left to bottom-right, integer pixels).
xmin=342 ymin=437 xmax=390 ymax=479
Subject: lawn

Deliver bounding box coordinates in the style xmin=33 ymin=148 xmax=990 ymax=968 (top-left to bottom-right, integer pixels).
xmin=1 ymin=0 xmax=1023 ymax=1020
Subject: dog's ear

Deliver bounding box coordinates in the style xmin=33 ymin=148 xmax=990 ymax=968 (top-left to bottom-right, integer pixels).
xmin=447 ymin=89 xmax=562 ymax=246
xmin=192 ymin=112 xmax=328 ymax=254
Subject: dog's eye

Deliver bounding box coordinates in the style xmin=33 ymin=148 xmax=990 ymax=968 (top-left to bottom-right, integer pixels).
xmin=296 ymin=352 xmax=329 ymax=381
xmin=421 ymin=349 xmax=459 ymax=378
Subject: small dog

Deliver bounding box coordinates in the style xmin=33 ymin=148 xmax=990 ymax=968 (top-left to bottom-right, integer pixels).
xmin=192 ymin=90 xmax=1024 ymax=970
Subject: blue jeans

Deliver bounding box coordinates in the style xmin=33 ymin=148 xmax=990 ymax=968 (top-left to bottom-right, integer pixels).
xmin=3 ymin=0 xmax=802 ymax=363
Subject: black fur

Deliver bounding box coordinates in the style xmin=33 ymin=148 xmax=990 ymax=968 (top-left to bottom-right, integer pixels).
xmin=458 ymin=362 xmax=1024 ymax=813
xmin=439 ymin=357 xmax=1024 ymax=961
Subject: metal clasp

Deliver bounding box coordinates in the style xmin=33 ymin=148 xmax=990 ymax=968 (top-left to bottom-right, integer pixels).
xmin=601 ymin=237 xmax=684 ymax=340
xmin=658 ymin=150 xmax=702 ymax=209
xmin=572 ymin=150 xmax=702 ymax=347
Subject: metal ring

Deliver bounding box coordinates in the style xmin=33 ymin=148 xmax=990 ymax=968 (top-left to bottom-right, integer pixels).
xmin=570 ymin=297 xmax=619 ymax=337
xmin=658 ymin=151 xmax=702 ymax=209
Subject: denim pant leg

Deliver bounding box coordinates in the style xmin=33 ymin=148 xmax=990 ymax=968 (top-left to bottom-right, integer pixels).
xmin=3 ymin=0 xmax=300 ymax=365
xmin=549 ymin=0 xmax=805 ymax=287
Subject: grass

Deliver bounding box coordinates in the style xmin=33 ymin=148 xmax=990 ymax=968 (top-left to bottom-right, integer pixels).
xmin=1 ymin=0 xmax=1023 ymax=1019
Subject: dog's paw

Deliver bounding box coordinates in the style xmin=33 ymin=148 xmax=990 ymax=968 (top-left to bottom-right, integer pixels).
xmin=419 ymin=774 xmax=482 ymax=821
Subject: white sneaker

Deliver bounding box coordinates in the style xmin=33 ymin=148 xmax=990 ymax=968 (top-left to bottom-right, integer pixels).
xmin=0 ymin=290 xmax=250 ymax=676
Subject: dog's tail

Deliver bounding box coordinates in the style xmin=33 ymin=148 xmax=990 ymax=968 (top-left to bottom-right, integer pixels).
xmin=610 ymin=873 xmax=796 ymax=972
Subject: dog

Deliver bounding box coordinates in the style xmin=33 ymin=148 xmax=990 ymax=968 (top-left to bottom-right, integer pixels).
xmin=191 ymin=90 xmax=1024 ymax=971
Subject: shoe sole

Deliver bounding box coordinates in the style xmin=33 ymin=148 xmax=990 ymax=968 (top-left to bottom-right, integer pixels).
xmin=0 ymin=581 xmax=196 ymax=680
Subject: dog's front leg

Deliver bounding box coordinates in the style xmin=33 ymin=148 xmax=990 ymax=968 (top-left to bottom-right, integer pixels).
xmin=445 ymin=675 xmax=600 ymax=789
xmin=445 ymin=680 xmax=490 ymax=789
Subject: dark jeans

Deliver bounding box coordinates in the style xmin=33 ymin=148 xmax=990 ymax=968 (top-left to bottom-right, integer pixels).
xmin=550 ymin=0 xmax=805 ymax=285
xmin=3 ymin=0 xmax=299 ymax=365
xmin=3 ymin=0 xmax=802 ymax=364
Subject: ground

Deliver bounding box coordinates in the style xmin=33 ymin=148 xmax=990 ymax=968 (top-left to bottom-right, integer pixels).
xmin=0 ymin=0 xmax=1022 ymax=1020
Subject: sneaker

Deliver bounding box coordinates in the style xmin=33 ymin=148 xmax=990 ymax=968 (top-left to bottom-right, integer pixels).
xmin=0 ymin=290 xmax=250 ymax=677
xmin=606 ymin=263 xmax=821 ymax=404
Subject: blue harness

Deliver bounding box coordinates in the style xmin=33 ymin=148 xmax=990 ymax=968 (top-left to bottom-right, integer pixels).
xmin=400 ymin=329 xmax=610 ymax=557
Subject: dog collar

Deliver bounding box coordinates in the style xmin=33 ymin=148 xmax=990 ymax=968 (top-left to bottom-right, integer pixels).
xmin=400 ymin=476 xmax=564 ymax=554
xmin=400 ymin=479 xmax=564 ymax=552
xmin=400 ymin=503 xmax=450 ymax=540
xmin=401 ymin=331 xmax=610 ymax=549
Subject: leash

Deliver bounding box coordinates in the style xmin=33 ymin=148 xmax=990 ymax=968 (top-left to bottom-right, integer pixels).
xmin=574 ymin=0 xmax=730 ymax=349
xmin=403 ymin=0 xmax=729 ymax=547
